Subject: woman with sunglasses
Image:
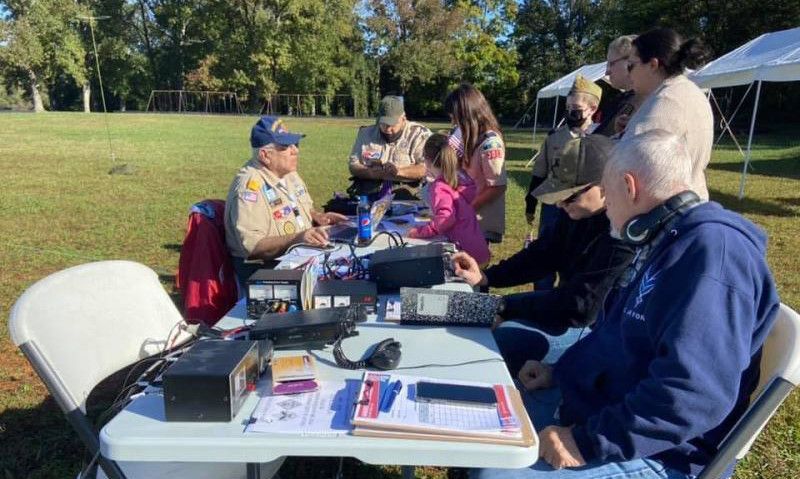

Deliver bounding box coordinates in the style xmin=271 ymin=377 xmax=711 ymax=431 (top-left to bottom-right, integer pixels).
xmin=623 ymin=27 xmax=713 ymax=200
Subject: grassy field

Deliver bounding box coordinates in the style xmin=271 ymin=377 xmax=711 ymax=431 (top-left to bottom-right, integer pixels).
xmin=0 ymin=112 xmax=798 ymax=478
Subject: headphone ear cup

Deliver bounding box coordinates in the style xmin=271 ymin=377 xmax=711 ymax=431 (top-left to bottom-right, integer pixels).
xmin=623 ymin=217 xmax=651 ymax=245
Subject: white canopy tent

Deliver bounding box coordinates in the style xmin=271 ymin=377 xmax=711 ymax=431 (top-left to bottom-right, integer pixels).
xmin=690 ymin=26 xmax=800 ymax=198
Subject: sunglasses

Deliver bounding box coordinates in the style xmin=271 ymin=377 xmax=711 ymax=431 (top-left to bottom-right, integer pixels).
xmin=562 ymin=184 xmax=595 ymax=205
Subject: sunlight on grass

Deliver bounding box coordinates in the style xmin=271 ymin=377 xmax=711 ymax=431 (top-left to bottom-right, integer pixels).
xmin=0 ymin=113 xmax=798 ymax=477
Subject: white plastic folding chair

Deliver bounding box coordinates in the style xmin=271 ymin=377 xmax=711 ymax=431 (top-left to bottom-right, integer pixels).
xmin=8 ymin=260 xmax=283 ymax=479
xmin=698 ymin=302 xmax=800 ymax=479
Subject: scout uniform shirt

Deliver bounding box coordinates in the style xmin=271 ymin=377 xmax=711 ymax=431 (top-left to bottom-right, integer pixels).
xmin=533 ymin=126 xmax=581 ymax=182
xmin=224 ymin=160 xmax=314 ymax=259
xmin=348 ymin=121 xmax=431 ymax=172
xmin=465 ymin=131 xmax=507 ymax=238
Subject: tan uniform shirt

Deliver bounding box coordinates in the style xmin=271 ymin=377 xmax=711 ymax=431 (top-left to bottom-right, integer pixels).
xmin=224 ymin=161 xmax=314 ymax=259
xmin=533 ymin=126 xmax=580 ymax=180
xmin=625 ymin=74 xmax=713 ymax=200
xmin=348 ymin=121 xmax=431 ymax=170
xmin=465 ymin=131 xmax=507 ymax=237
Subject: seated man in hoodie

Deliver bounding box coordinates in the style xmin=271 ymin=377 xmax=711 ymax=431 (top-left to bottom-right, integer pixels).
xmin=473 ymin=130 xmax=780 ymax=479
xmin=453 ymin=135 xmax=635 ymax=372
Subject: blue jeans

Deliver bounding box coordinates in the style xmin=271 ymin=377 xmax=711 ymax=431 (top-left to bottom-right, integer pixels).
xmin=493 ymin=321 xmax=586 ymax=376
xmin=534 ymin=204 xmax=560 ymax=290
xmin=471 ymin=387 xmax=692 ymax=479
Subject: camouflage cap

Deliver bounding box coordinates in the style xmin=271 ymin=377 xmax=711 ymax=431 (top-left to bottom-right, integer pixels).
xmin=377 ymin=95 xmax=405 ymax=125
xmin=533 ymin=134 xmax=614 ymax=204
xmin=569 ymin=74 xmax=603 ymax=102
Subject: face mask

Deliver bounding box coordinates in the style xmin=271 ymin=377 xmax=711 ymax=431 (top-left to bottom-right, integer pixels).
xmin=565 ymin=109 xmax=587 ymax=128
xmin=381 ymin=127 xmax=403 ymax=144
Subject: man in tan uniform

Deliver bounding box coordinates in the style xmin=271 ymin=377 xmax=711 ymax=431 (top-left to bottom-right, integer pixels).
xmin=348 ymin=95 xmax=431 ymax=199
xmin=225 ymin=116 xmax=346 ymax=283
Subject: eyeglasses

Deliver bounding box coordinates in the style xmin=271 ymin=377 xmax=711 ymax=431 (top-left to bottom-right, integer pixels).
xmin=607 ymin=55 xmax=628 ymax=68
xmin=562 ymin=184 xmax=595 ymax=205
xmin=626 ymin=60 xmax=642 ymax=73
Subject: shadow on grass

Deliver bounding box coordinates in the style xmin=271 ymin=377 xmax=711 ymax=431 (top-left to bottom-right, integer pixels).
xmin=709 ymin=189 xmax=797 ymax=218
xmin=708 ymin=154 xmax=800 ymax=180
xmin=507 ymin=166 xmax=533 ymax=192
xmin=0 ymin=397 xmax=87 ymax=478
xmin=162 ymin=243 xmax=182 ymax=253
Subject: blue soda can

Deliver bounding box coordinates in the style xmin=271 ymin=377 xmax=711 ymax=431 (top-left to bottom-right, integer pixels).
xmin=357 ymin=195 xmax=372 ymax=243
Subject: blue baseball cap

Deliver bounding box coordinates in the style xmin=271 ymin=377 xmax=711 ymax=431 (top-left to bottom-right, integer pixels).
xmin=250 ymin=116 xmax=305 ymax=148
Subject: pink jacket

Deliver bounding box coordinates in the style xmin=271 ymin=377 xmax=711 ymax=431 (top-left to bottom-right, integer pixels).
xmin=415 ymin=176 xmax=490 ymax=264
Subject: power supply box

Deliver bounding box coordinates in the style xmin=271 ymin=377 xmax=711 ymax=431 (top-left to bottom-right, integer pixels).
xmin=368 ymin=243 xmax=447 ymax=291
xmin=162 ymin=340 xmax=259 ymax=422
xmin=246 ymin=269 xmax=304 ymax=319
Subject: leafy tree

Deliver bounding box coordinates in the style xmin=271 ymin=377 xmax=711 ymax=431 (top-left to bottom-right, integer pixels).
xmin=0 ymin=0 xmax=89 ymax=112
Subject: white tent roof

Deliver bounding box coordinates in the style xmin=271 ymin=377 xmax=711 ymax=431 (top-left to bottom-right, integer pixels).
xmin=690 ymin=26 xmax=800 ymax=89
xmin=536 ymin=61 xmax=608 ymax=99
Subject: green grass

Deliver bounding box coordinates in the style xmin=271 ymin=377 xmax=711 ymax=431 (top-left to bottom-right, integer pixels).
xmin=0 ymin=112 xmax=798 ymax=478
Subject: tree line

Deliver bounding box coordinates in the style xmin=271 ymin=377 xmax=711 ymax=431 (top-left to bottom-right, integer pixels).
xmin=1 ymin=0 xmax=799 ymax=122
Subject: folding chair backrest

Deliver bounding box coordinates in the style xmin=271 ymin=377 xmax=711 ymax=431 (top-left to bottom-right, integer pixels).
xmin=698 ymin=302 xmax=800 ymax=479
xmin=8 ymin=260 xmax=190 ymax=415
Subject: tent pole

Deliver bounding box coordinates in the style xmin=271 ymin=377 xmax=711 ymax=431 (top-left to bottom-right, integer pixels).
xmin=532 ymin=98 xmax=540 ymax=145
xmin=552 ymin=96 xmax=559 ymax=129
xmin=715 ymin=82 xmax=753 ymax=146
xmin=738 ymin=80 xmax=762 ymax=200
xmin=709 ymin=91 xmax=745 ymax=157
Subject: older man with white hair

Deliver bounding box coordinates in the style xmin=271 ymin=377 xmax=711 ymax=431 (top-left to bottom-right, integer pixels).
xmin=224 ymin=116 xmax=347 ymax=283
xmin=473 ymin=130 xmax=779 ymax=479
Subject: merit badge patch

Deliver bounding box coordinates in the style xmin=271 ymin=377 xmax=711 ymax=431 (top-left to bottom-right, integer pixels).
xmin=273 ymin=209 xmax=283 ymax=220
xmin=283 ymin=221 xmax=296 ymax=235
xmin=262 ymin=185 xmax=278 ymax=202
xmin=282 ymin=206 xmax=292 ymax=216
xmin=295 ymin=186 xmax=306 ymax=198
xmin=240 ymin=191 xmax=258 ymax=203
xmin=246 ymin=179 xmax=261 ymax=191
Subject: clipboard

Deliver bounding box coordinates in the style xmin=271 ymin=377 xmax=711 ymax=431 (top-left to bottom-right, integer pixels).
xmin=351 ymin=373 xmax=536 ymax=447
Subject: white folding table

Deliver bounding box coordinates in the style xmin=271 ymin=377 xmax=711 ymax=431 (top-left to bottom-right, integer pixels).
xmin=100 ymin=237 xmax=539 ymax=478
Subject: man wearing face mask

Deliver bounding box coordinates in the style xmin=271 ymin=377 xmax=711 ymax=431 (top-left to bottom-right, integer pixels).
xmin=525 ymin=75 xmax=602 ymax=290
xmin=347 ymin=95 xmax=431 ymax=200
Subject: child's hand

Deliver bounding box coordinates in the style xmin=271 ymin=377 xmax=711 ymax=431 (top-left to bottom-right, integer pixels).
xmin=407 ymin=227 xmax=419 ymax=239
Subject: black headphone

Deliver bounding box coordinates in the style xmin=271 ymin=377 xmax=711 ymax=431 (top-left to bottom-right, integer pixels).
xmin=333 ymin=336 xmax=402 ymax=370
xmin=620 ymin=190 xmax=701 ymax=245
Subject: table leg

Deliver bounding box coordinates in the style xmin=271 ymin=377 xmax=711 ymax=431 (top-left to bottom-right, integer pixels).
xmin=402 ymin=465 xmax=415 ymax=479
xmin=247 ymin=462 xmax=261 ymax=479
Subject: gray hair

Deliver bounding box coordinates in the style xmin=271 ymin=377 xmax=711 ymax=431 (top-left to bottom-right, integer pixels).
xmin=606 ymin=130 xmax=692 ymax=200
xmin=251 ymin=144 xmax=274 ymax=162
xmin=608 ymin=35 xmax=637 ymax=58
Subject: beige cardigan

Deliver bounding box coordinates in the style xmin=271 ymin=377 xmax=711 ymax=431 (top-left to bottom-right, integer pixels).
xmin=625 ymin=75 xmax=714 ymax=200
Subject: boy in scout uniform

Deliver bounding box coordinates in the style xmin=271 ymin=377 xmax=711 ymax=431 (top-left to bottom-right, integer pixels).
xmin=524 ymin=74 xmax=603 ymax=290
xmin=225 ymin=116 xmax=347 ymax=283
xmin=347 ymin=95 xmax=431 ymax=199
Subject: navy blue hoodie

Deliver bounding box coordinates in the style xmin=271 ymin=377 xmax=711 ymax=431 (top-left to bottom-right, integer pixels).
xmin=554 ymin=201 xmax=780 ymax=476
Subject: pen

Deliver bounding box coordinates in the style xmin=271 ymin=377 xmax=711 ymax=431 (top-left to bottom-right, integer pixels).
xmin=380 ymin=380 xmax=403 ymax=412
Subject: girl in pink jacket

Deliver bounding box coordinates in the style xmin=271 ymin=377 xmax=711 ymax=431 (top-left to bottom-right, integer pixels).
xmin=408 ymin=134 xmax=491 ymax=265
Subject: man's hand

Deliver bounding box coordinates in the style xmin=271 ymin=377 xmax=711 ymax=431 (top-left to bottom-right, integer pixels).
xmin=517 ymin=360 xmax=553 ymax=391
xmin=298 ymin=226 xmax=329 ymax=247
xmin=539 ymin=426 xmax=586 ymax=469
xmin=452 ymin=252 xmax=487 ymax=286
xmin=383 ymin=162 xmax=399 ymax=178
xmin=407 ymin=227 xmax=419 ymax=239
xmin=315 ymin=211 xmax=348 ymax=226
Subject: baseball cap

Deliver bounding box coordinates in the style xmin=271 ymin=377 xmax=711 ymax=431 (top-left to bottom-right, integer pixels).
xmin=377 ymin=96 xmax=405 ymax=126
xmin=250 ymin=116 xmax=305 ymax=148
xmin=532 ymin=134 xmax=614 ymax=205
